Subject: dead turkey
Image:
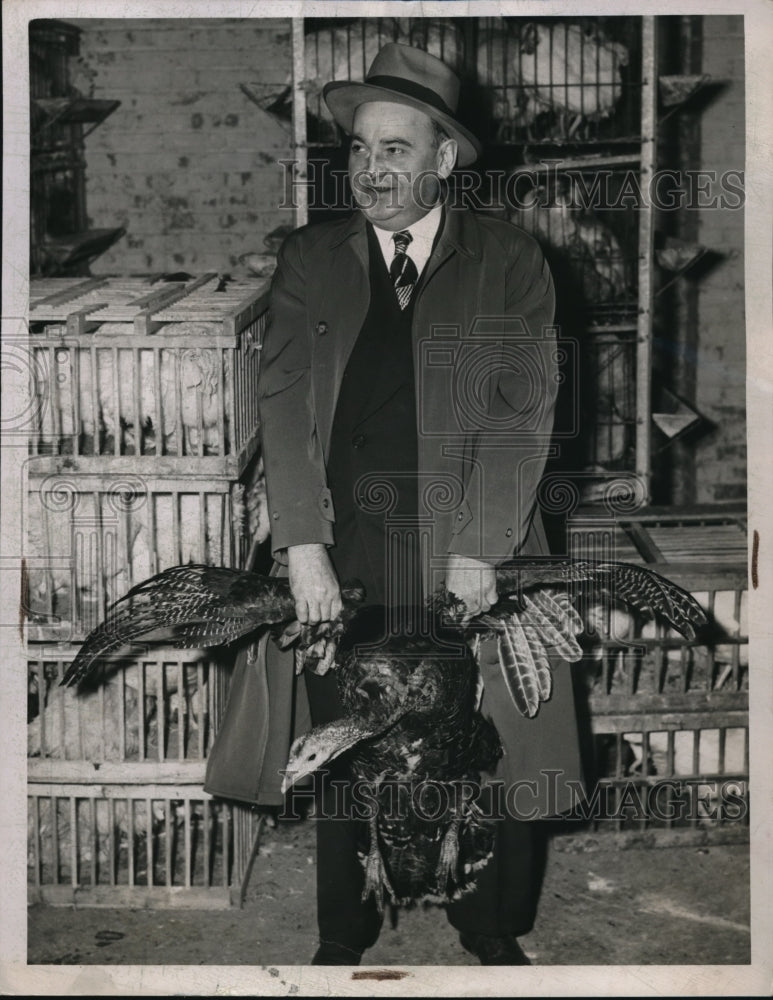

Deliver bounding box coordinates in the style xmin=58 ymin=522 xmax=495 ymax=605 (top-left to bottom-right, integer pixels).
xmin=62 ymin=559 xmax=707 ymax=909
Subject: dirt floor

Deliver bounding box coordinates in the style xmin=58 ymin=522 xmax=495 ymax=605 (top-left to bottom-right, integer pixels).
xmin=27 ymin=818 xmax=751 ymax=968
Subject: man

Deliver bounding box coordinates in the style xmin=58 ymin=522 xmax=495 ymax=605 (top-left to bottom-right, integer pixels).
xmin=205 ymin=42 xmax=583 ymax=965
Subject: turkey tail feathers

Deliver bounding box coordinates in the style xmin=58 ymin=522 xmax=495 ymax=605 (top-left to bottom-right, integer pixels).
xmin=485 ymin=558 xmax=708 ymax=720
xmin=496 ymin=615 xmax=541 ymax=718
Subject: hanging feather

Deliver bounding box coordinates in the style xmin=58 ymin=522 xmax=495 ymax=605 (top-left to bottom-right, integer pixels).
xmin=495 ymin=614 xmax=541 ymax=718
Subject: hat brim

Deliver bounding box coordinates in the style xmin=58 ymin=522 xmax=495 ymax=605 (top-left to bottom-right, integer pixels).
xmin=323 ymin=80 xmax=481 ymax=167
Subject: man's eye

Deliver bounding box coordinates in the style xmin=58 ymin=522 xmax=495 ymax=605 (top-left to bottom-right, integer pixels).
xmin=351 ymin=143 xmax=366 ymax=155
xmin=386 ymin=146 xmax=404 ymax=156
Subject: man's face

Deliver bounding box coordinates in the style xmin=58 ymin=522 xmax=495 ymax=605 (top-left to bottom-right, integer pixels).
xmin=348 ymin=102 xmax=456 ymax=231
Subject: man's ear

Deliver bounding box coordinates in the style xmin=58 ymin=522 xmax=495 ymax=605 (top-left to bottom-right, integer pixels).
xmin=436 ymin=137 xmax=458 ymax=179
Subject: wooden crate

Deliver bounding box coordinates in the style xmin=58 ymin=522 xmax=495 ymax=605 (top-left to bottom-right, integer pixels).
xmin=27 ymin=644 xmax=261 ymax=908
xmin=566 ymin=506 xmax=749 ymax=841
xmin=27 ymin=782 xmax=258 ymax=908
xmin=28 ymin=646 xmax=231 ymax=764
xmin=24 ymin=458 xmax=267 ymax=642
xmin=28 ymin=273 xmax=268 ymax=477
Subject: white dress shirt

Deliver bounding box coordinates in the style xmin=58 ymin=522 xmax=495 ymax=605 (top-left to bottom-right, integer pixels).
xmin=372 ymin=202 xmax=443 ymax=280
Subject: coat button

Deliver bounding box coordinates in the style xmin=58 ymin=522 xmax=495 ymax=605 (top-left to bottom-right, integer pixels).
xmin=316 ymin=321 xmax=328 ymax=336
xmin=457 ymin=511 xmax=465 ymax=521
xmin=352 ymin=433 xmax=366 ymax=449
xmin=505 ymin=528 xmax=513 ymax=537
xmin=321 ymin=498 xmax=330 ymax=509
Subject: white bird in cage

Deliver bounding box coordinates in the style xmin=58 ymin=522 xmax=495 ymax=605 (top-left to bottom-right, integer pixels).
xmin=405 ymin=19 xmax=465 ymax=70
xmin=509 ymin=178 xmax=629 ymax=302
xmin=475 ymin=28 xmax=540 ymax=135
xmin=515 ymin=21 xmax=630 ymax=137
xmin=61 ymin=335 xmax=233 ymax=458
xmin=246 ymin=454 xmax=270 ymax=546
xmin=244 ymin=19 xmax=464 ymax=135
xmin=27 ymin=680 xmax=148 ymax=761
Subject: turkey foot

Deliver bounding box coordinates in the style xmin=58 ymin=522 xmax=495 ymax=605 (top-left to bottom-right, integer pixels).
xmin=435 ymin=791 xmax=471 ymax=893
xmin=361 ymin=812 xmax=393 ymax=914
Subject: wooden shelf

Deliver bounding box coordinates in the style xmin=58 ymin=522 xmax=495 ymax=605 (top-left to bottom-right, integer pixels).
xmin=32 ymin=97 xmax=121 ymax=141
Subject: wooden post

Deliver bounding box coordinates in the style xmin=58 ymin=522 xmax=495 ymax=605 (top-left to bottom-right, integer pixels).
xmin=636 ymin=16 xmax=658 ymax=500
xmin=292 ymin=19 xmax=308 ymax=230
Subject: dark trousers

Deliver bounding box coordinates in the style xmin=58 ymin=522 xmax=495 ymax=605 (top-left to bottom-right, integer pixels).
xmin=304 ymin=669 xmax=544 ymax=952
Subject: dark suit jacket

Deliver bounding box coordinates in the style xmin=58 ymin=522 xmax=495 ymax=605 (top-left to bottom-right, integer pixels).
xmin=205 ymin=204 xmax=584 ymax=809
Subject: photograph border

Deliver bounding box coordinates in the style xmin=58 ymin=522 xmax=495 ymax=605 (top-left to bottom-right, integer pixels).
xmin=2 ymin=1 xmax=771 ymax=995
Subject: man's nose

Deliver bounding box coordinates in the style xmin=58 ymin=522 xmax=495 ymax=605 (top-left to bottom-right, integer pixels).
xmin=364 ymin=150 xmax=382 ymax=176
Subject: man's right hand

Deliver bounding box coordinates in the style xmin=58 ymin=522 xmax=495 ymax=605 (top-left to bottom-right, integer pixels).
xmin=287 ymin=543 xmax=342 ymax=625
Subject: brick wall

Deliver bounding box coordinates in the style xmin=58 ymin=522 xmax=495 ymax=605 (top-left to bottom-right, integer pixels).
xmin=70 ymin=18 xmax=294 ymax=274
xmin=693 ymin=16 xmax=746 ymax=503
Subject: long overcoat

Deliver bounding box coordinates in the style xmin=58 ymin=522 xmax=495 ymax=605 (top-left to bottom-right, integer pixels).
xmin=204 ymin=204 xmax=584 ymax=813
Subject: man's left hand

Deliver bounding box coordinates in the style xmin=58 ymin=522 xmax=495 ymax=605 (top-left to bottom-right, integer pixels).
xmin=445 ymin=554 xmax=498 ymax=621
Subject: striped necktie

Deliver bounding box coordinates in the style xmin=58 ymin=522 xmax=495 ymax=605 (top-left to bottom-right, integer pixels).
xmin=389 ymin=230 xmax=419 ymax=310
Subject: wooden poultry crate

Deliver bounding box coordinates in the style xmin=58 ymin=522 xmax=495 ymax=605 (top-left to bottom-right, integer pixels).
xmin=28 ymin=273 xmax=268 ymax=478
xmin=24 ymin=457 xmax=267 ymax=643
xmin=565 ymin=505 xmax=749 ymax=845
xmin=27 ymin=633 xmax=260 ymax=907
xmin=27 ymin=781 xmax=258 ymax=908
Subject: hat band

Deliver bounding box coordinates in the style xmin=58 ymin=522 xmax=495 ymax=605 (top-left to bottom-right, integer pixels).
xmin=364 ymin=74 xmax=455 ymax=119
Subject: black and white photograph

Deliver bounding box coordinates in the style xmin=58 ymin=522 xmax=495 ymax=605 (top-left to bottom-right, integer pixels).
xmin=1 ymin=1 xmax=771 ymax=995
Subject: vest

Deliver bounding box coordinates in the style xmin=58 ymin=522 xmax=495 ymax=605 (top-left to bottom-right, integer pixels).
xmin=325 ymin=222 xmax=422 ymax=607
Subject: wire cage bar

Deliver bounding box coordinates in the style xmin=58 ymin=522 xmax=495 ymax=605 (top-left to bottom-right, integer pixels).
xmin=508 ymin=168 xmax=640 ymax=319
xmin=297 ymin=16 xmax=642 ymax=148
xmin=475 ymin=17 xmax=643 ymax=147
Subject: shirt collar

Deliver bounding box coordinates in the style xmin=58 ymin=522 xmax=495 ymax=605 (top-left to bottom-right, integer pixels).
xmin=372 ymin=202 xmax=444 ymax=259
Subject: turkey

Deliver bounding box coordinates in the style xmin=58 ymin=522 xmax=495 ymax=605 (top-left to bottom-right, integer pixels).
xmin=61 ymin=559 xmax=707 ymax=909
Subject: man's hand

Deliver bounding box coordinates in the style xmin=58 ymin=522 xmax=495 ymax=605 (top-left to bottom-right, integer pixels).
xmin=287 ymin=543 xmax=342 ymax=625
xmin=445 ymin=554 xmax=498 ymax=621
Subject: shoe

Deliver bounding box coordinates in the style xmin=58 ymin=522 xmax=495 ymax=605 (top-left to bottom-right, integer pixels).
xmin=459 ymin=932 xmax=532 ymax=966
xmin=311 ymin=941 xmax=364 ymax=965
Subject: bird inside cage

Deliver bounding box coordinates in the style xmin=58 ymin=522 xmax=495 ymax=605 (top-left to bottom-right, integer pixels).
xmin=509 ymin=174 xmax=630 ymax=303
xmin=513 ymin=21 xmax=630 ymax=139
xmin=244 ymin=20 xmax=465 ymax=141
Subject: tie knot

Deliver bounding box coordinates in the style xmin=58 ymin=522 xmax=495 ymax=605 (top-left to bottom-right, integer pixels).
xmin=392 ymin=230 xmax=412 ymax=255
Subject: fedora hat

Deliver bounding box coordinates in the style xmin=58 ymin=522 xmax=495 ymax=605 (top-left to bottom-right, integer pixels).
xmin=323 ymin=42 xmax=481 ymax=167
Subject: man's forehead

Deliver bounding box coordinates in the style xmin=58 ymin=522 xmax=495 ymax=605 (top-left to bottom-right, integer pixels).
xmin=352 ymin=101 xmax=433 ymax=136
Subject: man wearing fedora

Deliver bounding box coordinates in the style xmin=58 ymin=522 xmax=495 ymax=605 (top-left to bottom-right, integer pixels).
xmin=205 ymin=42 xmax=583 ymax=965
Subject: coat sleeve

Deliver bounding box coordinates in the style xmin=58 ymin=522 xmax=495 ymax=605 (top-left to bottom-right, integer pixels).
xmin=446 ymin=230 xmax=557 ymax=564
xmin=257 ymin=232 xmax=335 ymax=562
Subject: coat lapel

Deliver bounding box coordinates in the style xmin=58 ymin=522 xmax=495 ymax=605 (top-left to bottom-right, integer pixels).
xmin=311 ymin=213 xmax=371 ymax=455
